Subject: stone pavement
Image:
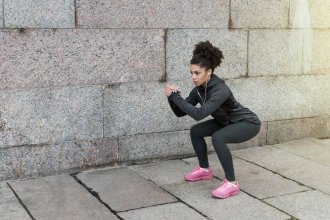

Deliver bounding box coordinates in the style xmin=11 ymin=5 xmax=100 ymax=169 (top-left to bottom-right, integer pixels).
xmin=1 ymin=137 xmax=330 ymax=220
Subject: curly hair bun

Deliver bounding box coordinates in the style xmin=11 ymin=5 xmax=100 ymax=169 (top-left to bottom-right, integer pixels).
xmin=192 ymin=40 xmax=224 ymax=68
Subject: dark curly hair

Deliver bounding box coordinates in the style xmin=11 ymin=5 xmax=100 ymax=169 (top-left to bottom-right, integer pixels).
xmin=190 ymin=40 xmax=224 ymax=74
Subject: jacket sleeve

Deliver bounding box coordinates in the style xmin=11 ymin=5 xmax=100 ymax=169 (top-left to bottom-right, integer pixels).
xmin=167 ymin=88 xmax=199 ymax=117
xmin=168 ymin=85 xmax=229 ymax=121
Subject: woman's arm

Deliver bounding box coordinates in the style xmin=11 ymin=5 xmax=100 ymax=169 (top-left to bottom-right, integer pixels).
xmin=168 ymin=85 xmax=229 ymax=121
xmin=168 ymin=88 xmax=199 ymax=117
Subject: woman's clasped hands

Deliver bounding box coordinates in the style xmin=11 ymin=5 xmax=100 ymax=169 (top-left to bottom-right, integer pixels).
xmin=164 ymin=84 xmax=181 ymax=97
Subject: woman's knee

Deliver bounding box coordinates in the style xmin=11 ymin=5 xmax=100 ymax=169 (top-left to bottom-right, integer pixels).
xmin=211 ymin=133 xmax=225 ymax=147
xmin=190 ymin=123 xmax=201 ymax=137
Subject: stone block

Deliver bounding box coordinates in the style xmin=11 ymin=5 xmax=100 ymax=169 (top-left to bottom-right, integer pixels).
xmin=265 ymin=190 xmax=330 ymax=220
xmin=303 ymin=30 xmax=330 ymax=74
xmin=290 ymin=0 xmax=330 ymax=28
xmin=248 ymin=29 xmax=303 ymax=76
xmin=0 ymin=86 xmax=103 ymax=146
xmin=231 ymin=0 xmax=289 ymax=28
xmin=118 ymin=131 xmax=194 ymax=161
xmin=9 ymin=175 xmax=117 ymax=219
xmin=167 ymin=29 xmax=247 ymax=81
xmin=104 ymin=81 xmax=196 ymax=137
xmin=76 ymin=0 xmax=229 ymax=28
xmin=0 ymin=182 xmax=31 ymax=220
xmin=118 ymin=202 xmax=207 ymax=220
xmin=0 ymin=1 xmax=3 ymax=28
xmin=4 ymin=0 xmax=75 ymax=28
xmin=77 ymin=167 xmax=177 ymax=212
xmin=0 ymin=29 xmax=164 ymax=90
xmin=0 ymin=137 xmax=118 ymax=181
xmin=267 ymin=115 xmax=330 ymax=144
xmin=226 ymin=74 xmax=330 ymax=122
xmin=166 ymin=180 xmax=289 ymax=220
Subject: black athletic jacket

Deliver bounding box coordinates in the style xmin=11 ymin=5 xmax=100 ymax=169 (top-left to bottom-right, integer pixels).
xmin=167 ymin=74 xmax=261 ymax=126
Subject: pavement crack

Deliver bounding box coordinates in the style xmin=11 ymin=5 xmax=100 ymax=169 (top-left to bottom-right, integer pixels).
xmin=261 ymin=189 xmax=314 ymax=200
xmin=117 ymin=201 xmax=180 ymax=213
xmin=212 ymin=175 xmax=296 ymax=219
xmin=136 ymin=173 xmax=212 ymax=220
xmin=70 ymin=173 xmax=124 ymax=220
xmin=7 ymin=182 xmax=36 ymax=220
xmin=233 ymin=155 xmax=315 ymax=190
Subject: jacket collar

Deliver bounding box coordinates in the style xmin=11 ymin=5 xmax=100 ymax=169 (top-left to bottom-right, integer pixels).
xmin=196 ymin=74 xmax=222 ymax=91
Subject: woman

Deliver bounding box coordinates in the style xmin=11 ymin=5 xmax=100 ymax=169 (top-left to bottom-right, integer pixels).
xmin=164 ymin=40 xmax=261 ymax=199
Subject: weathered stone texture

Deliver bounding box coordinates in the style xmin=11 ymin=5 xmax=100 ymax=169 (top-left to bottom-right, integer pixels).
xmin=248 ymin=29 xmax=304 ymax=76
xmin=4 ymin=0 xmax=75 ymax=28
xmin=118 ymin=203 xmax=206 ymax=220
xmin=0 ymin=138 xmax=118 ymax=181
xmin=0 ymin=29 xmax=164 ymax=90
xmin=0 ymin=1 xmax=3 ymax=28
xmin=290 ymin=0 xmax=330 ymax=28
xmin=226 ymin=74 xmax=330 ymax=122
xmin=167 ymin=29 xmax=247 ymax=81
xmin=231 ymin=0 xmax=289 ymax=28
xmin=104 ymin=81 xmax=196 ymax=137
xmin=267 ymin=115 xmax=330 ymax=144
xmin=9 ymin=175 xmax=118 ymax=219
xmin=77 ymin=0 xmax=229 ymax=28
xmin=0 ymin=86 xmax=103 ymax=146
xmin=0 ymin=183 xmax=31 ymax=220
xmin=77 ymin=167 xmax=177 ymax=212
xmin=118 ymin=130 xmax=193 ymax=161
xmin=303 ymin=30 xmax=330 ymax=74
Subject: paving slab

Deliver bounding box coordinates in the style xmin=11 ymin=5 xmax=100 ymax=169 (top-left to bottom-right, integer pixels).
xmin=129 ymin=159 xmax=194 ymax=186
xmin=166 ymin=180 xmax=289 ymax=220
xmin=233 ymin=143 xmax=330 ymax=194
xmin=232 ymin=144 xmax=315 ymax=174
xmin=274 ymin=137 xmax=330 ymax=167
xmin=279 ymin=162 xmax=330 ymax=195
xmin=118 ymin=202 xmax=207 ymax=220
xmin=9 ymin=175 xmax=116 ymax=220
xmin=77 ymin=167 xmax=177 ymax=212
xmin=265 ymin=190 xmax=330 ymax=220
xmin=321 ymin=138 xmax=330 ymax=146
xmin=183 ymin=154 xmax=310 ymax=199
xmin=0 ymin=182 xmax=31 ymax=220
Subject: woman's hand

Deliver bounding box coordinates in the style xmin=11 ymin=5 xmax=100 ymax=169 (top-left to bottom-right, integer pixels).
xmin=164 ymin=84 xmax=181 ymax=97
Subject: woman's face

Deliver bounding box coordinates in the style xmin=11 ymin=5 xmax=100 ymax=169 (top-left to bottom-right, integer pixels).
xmin=190 ymin=64 xmax=212 ymax=87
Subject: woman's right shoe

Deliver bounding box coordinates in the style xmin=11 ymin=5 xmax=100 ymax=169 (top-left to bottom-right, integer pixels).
xmin=184 ymin=165 xmax=214 ymax=181
xmin=211 ymin=179 xmax=240 ymax=199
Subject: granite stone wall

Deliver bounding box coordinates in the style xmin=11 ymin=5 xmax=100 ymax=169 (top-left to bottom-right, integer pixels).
xmin=1 ymin=0 xmax=330 ymax=181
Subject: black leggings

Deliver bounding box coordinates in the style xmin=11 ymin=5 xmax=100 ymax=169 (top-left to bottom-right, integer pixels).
xmin=190 ymin=119 xmax=261 ymax=181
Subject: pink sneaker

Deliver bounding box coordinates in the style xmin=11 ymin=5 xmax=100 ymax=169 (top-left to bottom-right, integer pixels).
xmin=184 ymin=165 xmax=213 ymax=181
xmin=211 ymin=179 xmax=240 ymax=199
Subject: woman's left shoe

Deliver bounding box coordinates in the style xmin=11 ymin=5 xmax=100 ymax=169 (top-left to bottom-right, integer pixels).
xmin=211 ymin=179 xmax=240 ymax=199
